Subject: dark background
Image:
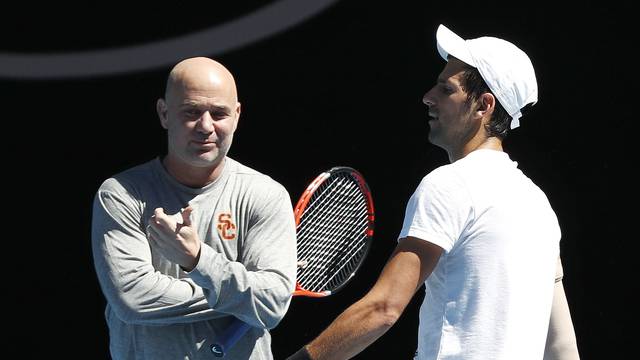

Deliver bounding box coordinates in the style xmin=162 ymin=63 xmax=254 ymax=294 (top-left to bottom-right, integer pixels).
xmin=3 ymin=1 xmax=633 ymax=359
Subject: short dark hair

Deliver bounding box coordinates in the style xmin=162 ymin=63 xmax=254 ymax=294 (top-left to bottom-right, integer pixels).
xmin=459 ymin=65 xmax=511 ymax=139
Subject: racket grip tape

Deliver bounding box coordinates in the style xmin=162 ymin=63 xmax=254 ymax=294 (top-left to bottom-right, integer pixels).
xmin=210 ymin=319 xmax=252 ymax=357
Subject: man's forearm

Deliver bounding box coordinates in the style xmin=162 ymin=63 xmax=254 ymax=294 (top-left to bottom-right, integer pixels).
xmin=292 ymin=296 xmax=397 ymax=360
xmin=287 ymin=238 xmax=439 ymax=360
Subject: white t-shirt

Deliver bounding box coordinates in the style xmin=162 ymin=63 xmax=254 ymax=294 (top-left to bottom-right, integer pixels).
xmin=399 ymin=150 xmax=560 ymax=360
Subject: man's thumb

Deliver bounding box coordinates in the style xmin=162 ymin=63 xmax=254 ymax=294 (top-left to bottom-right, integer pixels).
xmin=181 ymin=205 xmax=195 ymax=226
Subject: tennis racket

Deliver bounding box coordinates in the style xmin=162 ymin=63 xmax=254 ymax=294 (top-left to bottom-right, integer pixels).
xmin=210 ymin=166 xmax=375 ymax=357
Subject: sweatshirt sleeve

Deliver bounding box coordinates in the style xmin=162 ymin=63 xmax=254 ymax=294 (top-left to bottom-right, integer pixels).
xmin=91 ymin=179 xmax=218 ymax=325
xmin=188 ymin=182 xmax=297 ymax=330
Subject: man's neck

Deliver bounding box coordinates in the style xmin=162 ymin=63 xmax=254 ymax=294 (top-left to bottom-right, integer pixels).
xmin=162 ymin=156 xmax=226 ymax=188
xmin=450 ymin=137 xmax=503 ymax=163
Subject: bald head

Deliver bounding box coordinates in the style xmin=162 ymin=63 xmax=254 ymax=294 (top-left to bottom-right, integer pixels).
xmin=156 ymin=57 xmax=242 ymax=183
xmin=164 ymin=57 xmax=238 ymax=104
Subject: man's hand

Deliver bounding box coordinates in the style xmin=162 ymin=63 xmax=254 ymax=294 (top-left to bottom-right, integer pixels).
xmin=147 ymin=205 xmax=201 ymax=271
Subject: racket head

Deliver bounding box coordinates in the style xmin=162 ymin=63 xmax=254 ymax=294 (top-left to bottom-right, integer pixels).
xmin=293 ymin=166 xmax=375 ymax=298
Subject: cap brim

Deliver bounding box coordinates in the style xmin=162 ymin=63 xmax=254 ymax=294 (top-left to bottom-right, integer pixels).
xmin=436 ymin=24 xmax=476 ymax=67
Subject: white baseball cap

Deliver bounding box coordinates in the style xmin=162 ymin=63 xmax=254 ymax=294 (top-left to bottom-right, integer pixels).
xmin=435 ymin=24 xmax=538 ymax=129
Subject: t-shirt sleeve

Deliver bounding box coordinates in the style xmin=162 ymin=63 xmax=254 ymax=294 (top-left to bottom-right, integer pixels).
xmin=398 ymin=167 xmax=473 ymax=253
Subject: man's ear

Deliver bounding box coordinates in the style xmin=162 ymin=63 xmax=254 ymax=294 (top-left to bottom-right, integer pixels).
xmin=233 ymin=102 xmax=241 ymax=131
xmin=157 ymin=98 xmax=169 ymax=129
xmin=476 ymin=92 xmax=496 ymax=118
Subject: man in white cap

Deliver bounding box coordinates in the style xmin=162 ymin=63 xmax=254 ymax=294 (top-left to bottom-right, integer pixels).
xmin=286 ymin=25 xmax=579 ymax=360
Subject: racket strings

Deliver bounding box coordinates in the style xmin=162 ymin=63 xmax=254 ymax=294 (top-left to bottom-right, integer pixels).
xmin=298 ymin=230 xmax=368 ymax=293
xmin=300 ymin=231 xmax=368 ymax=292
xmin=297 ymin=180 xmax=365 ymax=244
xmin=296 ymin=173 xmax=372 ymax=293
xmin=297 ymin=176 xmax=365 ymax=254
xmin=297 ymin=196 xmax=368 ymax=265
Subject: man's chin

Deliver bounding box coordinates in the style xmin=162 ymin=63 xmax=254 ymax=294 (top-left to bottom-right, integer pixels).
xmin=193 ymin=151 xmax=225 ymax=166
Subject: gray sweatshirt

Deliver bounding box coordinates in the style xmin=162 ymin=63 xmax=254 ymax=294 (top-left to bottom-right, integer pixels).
xmin=92 ymin=157 xmax=297 ymax=359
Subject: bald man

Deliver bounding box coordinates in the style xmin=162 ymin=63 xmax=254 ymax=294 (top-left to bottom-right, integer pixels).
xmin=92 ymin=57 xmax=297 ymax=359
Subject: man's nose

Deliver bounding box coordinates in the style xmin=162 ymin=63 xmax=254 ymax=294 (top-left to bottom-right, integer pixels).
xmin=422 ymin=91 xmax=434 ymax=107
xmin=197 ymin=111 xmax=215 ymax=133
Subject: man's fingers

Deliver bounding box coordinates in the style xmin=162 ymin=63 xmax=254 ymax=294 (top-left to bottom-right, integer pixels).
xmin=152 ymin=207 xmax=177 ymax=231
xmin=147 ymin=222 xmax=180 ymax=252
xmin=181 ymin=205 xmax=194 ymax=227
xmin=153 ymin=207 xmax=166 ymax=218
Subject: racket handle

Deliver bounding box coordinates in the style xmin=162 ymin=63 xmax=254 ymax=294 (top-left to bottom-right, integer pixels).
xmin=210 ymin=319 xmax=252 ymax=357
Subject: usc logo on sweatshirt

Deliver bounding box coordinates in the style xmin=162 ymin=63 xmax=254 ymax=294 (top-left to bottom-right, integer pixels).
xmin=216 ymin=213 xmax=236 ymax=240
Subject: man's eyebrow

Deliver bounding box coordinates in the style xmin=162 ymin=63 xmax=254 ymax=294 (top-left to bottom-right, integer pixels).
xmin=180 ymin=102 xmax=231 ymax=112
xmin=208 ymin=105 xmax=232 ymax=113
